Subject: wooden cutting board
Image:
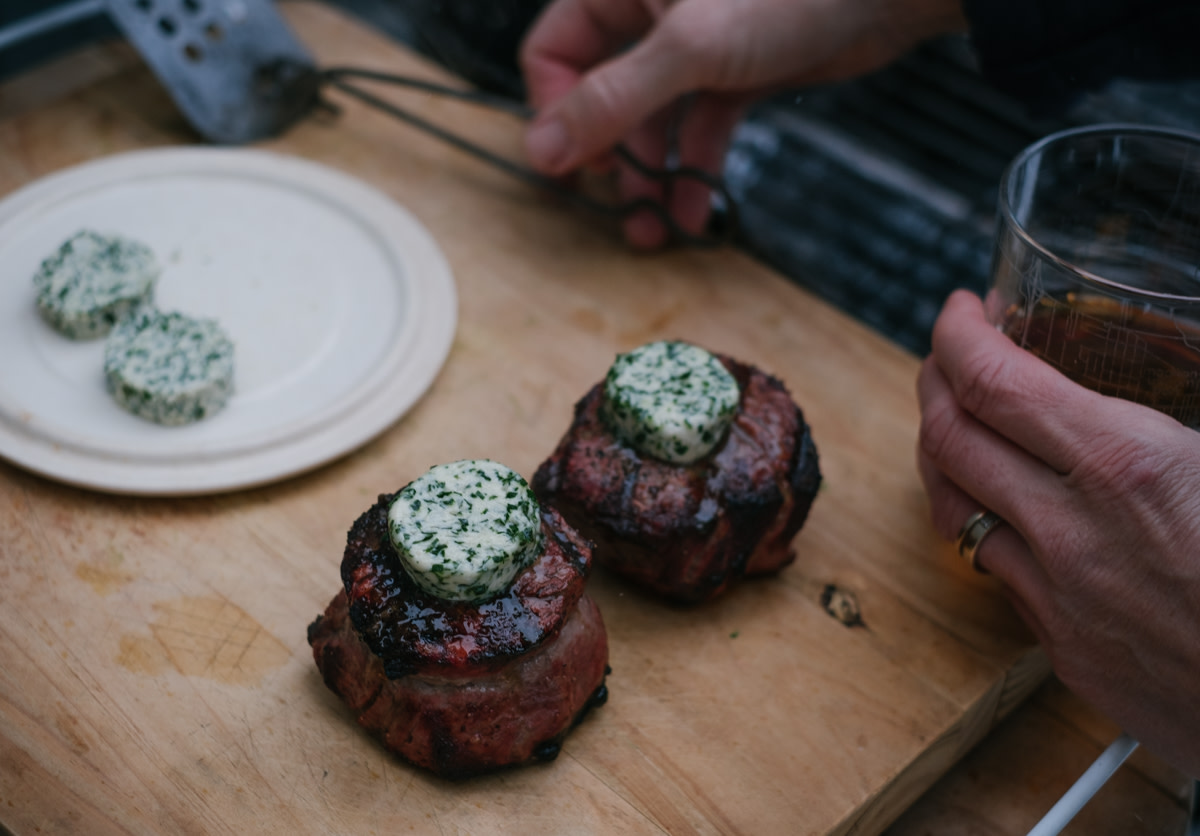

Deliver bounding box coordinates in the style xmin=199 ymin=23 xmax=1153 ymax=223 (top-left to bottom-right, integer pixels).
xmin=0 ymin=4 xmax=1049 ymax=834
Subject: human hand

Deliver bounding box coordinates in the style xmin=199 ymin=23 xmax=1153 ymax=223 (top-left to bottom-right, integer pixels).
xmin=519 ymin=0 xmax=966 ymax=248
xmin=917 ymin=289 xmax=1200 ymax=777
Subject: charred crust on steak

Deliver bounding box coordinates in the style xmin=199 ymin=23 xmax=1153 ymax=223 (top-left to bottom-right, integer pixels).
xmin=310 ymin=495 xmax=610 ymax=780
xmin=533 ymin=354 xmax=821 ymax=603
xmin=308 ymin=587 xmax=610 ymax=780
xmin=341 ymin=496 xmax=593 ymax=679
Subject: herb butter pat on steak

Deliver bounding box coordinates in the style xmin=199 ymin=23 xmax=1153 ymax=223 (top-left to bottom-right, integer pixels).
xmin=33 ymin=230 xmax=160 ymax=339
xmin=387 ymin=460 xmax=544 ymax=601
xmin=601 ymin=340 xmax=740 ymax=464
xmin=103 ymin=308 xmax=235 ymax=425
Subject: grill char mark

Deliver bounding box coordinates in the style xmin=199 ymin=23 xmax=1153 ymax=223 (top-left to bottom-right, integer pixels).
xmin=308 ymin=589 xmax=609 ymax=780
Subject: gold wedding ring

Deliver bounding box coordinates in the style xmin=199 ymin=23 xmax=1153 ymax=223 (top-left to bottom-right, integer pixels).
xmin=955 ymin=510 xmax=1004 ymax=573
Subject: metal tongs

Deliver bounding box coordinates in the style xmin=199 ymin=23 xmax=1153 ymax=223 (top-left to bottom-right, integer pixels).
xmin=8 ymin=0 xmax=736 ymax=247
xmin=318 ymin=67 xmax=738 ymax=247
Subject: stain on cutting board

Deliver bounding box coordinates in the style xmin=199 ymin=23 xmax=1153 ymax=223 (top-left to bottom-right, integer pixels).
xmin=74 ymin=548 xmax=134 ymax=596
xmin=117 ymin=596 xmax=290 ymax=686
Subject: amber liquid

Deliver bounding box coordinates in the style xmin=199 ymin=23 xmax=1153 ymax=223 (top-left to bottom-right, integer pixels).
xmin=1001 ymin=294 xmax=1200 ymax=428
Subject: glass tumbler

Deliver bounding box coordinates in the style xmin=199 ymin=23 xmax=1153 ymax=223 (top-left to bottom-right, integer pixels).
xmin=985 ymin=124 xmax=1200 ymax=428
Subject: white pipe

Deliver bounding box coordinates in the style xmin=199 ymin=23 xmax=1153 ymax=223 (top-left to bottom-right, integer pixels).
xmin=1027 ymin=733 xmax=1139 ymax=836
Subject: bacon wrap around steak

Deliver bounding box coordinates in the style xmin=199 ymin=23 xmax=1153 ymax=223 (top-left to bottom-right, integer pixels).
xmin=533 ymin=354 xmax=821 ymax=603
xmin=308 ymin=497 xmax=609 ymax=779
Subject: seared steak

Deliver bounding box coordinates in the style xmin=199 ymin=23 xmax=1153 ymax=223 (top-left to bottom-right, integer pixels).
xmin=533 ymin=354 xmax=821 ymax=603
xmin=308 ymin=497 xmax=609 ymax=779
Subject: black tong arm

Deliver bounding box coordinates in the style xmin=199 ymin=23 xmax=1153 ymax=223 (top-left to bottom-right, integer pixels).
xmin=318 ymin=67 xmax=737 ymax=248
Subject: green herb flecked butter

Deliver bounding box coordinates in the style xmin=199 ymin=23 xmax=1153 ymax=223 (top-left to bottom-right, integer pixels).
xmin=103 ymin=307 xmax=235 ymax=426
xmin=33 ymin=230 xmax=159 ymax=339
xmin=387 ymin=460 xmax=543 ymax=602
xmin=601 ymin=340 xmax=739 ymax=464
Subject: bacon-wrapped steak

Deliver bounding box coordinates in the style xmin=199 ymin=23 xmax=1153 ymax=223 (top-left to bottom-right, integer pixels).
xmin=308 ymin=481 xmax=609 ymax=780
xmin=533 ymin=350 xmax=821 ymax=603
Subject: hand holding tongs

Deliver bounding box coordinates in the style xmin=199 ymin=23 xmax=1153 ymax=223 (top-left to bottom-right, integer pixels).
xmin=318 ymin=67 xmax=738 ymax=248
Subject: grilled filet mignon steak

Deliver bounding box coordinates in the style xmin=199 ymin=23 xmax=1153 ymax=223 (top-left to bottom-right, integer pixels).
xmin=308 ymin=495 xmax=609 ymax=779
xmin=533 ymin=353 xmax=821 ymax=603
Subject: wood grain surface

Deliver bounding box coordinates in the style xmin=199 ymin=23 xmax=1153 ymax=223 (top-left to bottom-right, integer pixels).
xmin=0 ymin=4 xmax=1189 ymax=834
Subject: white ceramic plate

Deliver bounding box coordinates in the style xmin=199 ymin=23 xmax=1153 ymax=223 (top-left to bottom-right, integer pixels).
xmin=0 ymin=148 xmax=457 ymax=495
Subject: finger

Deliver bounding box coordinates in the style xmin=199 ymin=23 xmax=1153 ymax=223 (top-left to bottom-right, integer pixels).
xmin=520 ymin=0 xmax=658 ymax=109
xmin=917 ymin=354 xmax=1073 ymax=553
xmin=617 ymin=108 xmax=673 ymax=249
xmin=524 ymin=11 xmax=704 ymax=174
xmin=916 ymin=444 xmax=1035 ymax=577
xmin=667 ymin=92 xmax=748 ymax=236
xmin=619 ymin=92 xmax=749 ymax=247
xmin=930 ymin=290 xmax=1125 ymax=475
xmin=916 ymin=444 xmax=1054 ymax=644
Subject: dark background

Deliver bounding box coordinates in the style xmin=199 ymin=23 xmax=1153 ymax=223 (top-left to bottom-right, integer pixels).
xmin=6 ymin=0 xmax=1200 ymax=355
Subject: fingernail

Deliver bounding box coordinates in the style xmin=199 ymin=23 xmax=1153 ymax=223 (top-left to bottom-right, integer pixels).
xmin=526 ymin=119 xmax=569 ymax=172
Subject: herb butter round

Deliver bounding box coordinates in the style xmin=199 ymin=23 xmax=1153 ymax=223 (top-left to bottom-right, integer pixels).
xmin=601 ymin=340 xmax=739 ymax=464
xmin=103 ymin=307 xmax=235 ymax=426
xmin=387 ymin=460 xmax=544 ymax=602
xmin=34 ymin=230 xmax=159 ymax=340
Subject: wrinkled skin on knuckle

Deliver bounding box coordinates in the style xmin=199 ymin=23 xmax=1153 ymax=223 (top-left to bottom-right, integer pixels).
xmin=1031 ymin=485 xmax=1156 ymax=622
xmin=576 ymin=70 xmax=637 ymax=133
xmin=1072 ymin=428 xmax=1163 ymax=499
xmin=951 ymin=347 xmax=1018 ymax=422
xmin=655 ymin=6 xmax=733 ymax=84
xmin=917 ymin=390 xmax=967 ymax=474
xmin=1066 ymin=427 xmax=1200 ymax=555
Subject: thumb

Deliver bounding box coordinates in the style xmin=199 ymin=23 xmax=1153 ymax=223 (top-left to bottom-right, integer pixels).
xmin=525 ymin=33 xmax=696 ymax=175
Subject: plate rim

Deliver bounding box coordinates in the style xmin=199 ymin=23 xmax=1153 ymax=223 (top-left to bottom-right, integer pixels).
xmin=0 ymin=147 xmax=458 ymax=496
